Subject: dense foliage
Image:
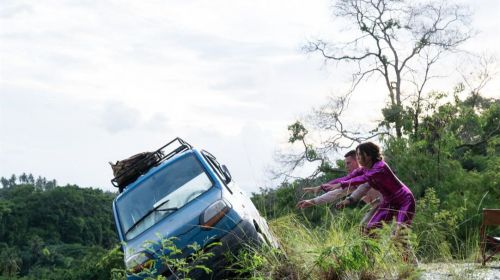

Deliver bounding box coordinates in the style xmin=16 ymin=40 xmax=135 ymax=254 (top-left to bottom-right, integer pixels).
xmin=0 ymin=177 xmax=125 ymax=279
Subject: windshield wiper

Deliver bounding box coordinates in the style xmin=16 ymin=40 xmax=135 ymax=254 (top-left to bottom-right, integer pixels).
xmin=157 ymin=207 xmax=178 ymax=212
xmin=124 ymin=199 xmax=177 ymax=236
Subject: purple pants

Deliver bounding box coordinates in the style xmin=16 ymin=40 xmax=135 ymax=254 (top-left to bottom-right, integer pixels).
xmin=366 ymin=187 xmax=415 ymax=230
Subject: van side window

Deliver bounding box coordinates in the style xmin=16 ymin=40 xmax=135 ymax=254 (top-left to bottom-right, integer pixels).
xmin=202 ymin=151 xmax=233 ymax=193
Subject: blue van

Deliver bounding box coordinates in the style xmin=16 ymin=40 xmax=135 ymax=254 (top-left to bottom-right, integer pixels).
xmin=112 ymin=138 xmax=278 ymax=279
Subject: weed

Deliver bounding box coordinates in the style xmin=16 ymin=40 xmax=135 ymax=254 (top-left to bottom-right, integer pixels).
xmin=131 ymin=234 xmax=219 ymax=280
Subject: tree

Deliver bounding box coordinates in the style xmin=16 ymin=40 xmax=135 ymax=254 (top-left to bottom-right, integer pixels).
xmin=8 ymin=175 xmax=16 ymax=187
xmin=274 ymin=121 xmax=328 ymax=179
xmin=19 ymin=173 xmax=28 ymax=184
xmin=457 ymin=54 xmax=497 ymax=110
xmin=305 ymin=0 xmax=472 ymax=138
xmin=27 ymin=173 xmax=35 ymax=185
xmin=0 ymin=177 xmax=9 ymax=188
xmin=0 ymin=244 xmax=22 ymax=277
xmin=35 ymin=176 xmax=46 ymax=190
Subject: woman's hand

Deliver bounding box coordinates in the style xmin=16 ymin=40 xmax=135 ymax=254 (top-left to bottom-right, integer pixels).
xmin=303 ymin=186 xmax=321 ymax=195
xmin=296 ymin=199 xmax=315 ymax=209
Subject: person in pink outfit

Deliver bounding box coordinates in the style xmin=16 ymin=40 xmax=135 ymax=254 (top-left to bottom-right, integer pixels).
xmin=299 ymin=142 xmax=417 ymax=263
xmin=333 ymin=142 xmax=416 ymax=231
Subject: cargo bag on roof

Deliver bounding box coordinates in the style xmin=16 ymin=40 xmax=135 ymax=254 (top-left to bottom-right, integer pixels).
xmin=110 ymin=151 xmax=163 ymax=192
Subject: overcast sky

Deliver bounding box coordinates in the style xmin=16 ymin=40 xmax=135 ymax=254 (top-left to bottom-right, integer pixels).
xmin=1 ymin=0 xmax=499 ymax=194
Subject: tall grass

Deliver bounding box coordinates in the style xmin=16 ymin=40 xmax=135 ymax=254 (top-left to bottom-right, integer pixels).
xmin=412 ymin=188 xmax=482 ymax=262
xmin=228 ymin=210 xmax=421 ymax=280
xmin=234 ymin=188 xmax=486 ymax=279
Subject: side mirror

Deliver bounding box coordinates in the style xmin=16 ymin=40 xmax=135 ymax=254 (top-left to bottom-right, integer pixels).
xmin=221 ymin=165 xmax=232 ymax=184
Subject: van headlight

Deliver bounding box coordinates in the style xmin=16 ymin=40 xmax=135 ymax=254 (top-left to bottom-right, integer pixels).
xmin=126 ymin=251 xmax=154 ymax=274
xmin=200 ymin=199 xmax=231 ymax=229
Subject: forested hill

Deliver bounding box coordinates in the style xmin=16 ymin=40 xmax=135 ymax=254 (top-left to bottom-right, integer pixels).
xmin=0 ymin=177 xmax=124 ymax=279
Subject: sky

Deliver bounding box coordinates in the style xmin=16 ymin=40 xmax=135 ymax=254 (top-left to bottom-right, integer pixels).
xmin=1 ymin=0 xmax=499 ymax=194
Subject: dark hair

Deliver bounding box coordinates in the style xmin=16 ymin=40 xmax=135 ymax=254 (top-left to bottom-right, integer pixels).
xmin=344 ymin=150 xmax=356 ymax=158
xmin=356 ymin=142 xmax=383 ymax=162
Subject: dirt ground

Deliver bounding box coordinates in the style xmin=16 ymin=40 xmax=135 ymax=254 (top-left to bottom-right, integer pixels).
xmin=419 ymin=261 xmax=500 ymax=280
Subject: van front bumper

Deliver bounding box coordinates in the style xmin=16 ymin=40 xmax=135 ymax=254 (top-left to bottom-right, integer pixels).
xmin=164 ymin=218 xmax=261 ymax=279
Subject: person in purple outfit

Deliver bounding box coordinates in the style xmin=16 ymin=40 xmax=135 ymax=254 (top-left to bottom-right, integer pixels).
xmin=333 ymin=142 xmax=416 ymax=232
xmin=336 ymin=142 xmax=418 ymax=264
xmin=299 ymin=142 xmax=416 ymax=263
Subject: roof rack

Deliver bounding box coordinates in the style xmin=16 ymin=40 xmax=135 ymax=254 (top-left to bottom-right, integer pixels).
xmin=111 ymin=137 xmax=193 ymax=189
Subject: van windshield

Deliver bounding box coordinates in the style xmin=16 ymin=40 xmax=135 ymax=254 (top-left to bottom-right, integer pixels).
xmin=116 ymin=154 xmax=213 ymax=240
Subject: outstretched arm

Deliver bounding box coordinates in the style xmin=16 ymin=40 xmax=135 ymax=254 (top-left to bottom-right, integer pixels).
xmin=312 ymin=188 xmax=349 ymax=205
xmin=322 ymin=168 xmax=364 ymax=192
xmin=339 ymin=163 xmax=384 ymax=189
xmin=297 ymin=188 xmax=350 ymax=209
xmin=335 ymin=183 xmax=370 ymax=209
xmin=296 ymin=199 xmax=315 ymax=209
xmin=349 ymin=183 xmax=371 ymax=201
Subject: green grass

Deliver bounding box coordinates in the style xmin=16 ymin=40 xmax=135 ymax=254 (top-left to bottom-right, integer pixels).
xmin=228 ymin=212 xmax=422 ymax=280
xmin=234 ymin=198 xmax=486 ymax=280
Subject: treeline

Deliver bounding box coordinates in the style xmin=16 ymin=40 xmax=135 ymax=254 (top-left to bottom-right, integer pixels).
xmin=252 ymin=93 xmax=499 ymax=261
xmin=1 ymin=173 xmax=57 ymax=190
xmin=0 ymin=176 xmax=124 ymax=279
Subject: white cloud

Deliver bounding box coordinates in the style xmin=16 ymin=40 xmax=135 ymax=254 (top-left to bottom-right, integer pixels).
xmin=100 ymin=101 xmax=141 ymax=133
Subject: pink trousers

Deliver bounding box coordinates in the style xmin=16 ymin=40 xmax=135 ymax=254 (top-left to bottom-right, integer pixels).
xmin=366 ymin=187 xmax=415 ymax=230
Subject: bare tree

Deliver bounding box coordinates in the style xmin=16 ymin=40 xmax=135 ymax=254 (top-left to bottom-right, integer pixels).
xmin=454 ymin=54 xmax=499 ymax=150
xmin=272 ymin=121 xmax=329 ymax=181
xmin=311 ymin=93 xmax=392 ymax=145
xmin=458 ymin=53 xmax=497 ymax=109
xmin=273 ymin=95 xmax=390 ymax=179
xmin=305 ymin=0 xmax=473 ymax=138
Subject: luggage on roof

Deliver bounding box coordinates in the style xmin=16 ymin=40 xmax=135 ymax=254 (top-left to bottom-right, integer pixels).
xmin=109 ymin=138 xmax=193 ymax=192
xmin=110 ymin=151 xmax=163 ymax=192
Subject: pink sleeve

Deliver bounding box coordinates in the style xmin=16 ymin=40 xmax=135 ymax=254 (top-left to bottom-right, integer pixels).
xmin=339 ymin=165 xmax=382 ymax=189
xmin=322 ymin=168 xmax=364 ymax=191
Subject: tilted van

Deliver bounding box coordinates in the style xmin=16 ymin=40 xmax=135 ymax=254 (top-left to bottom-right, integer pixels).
xmin=111 ymin=138 xmax=278 ymax=279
